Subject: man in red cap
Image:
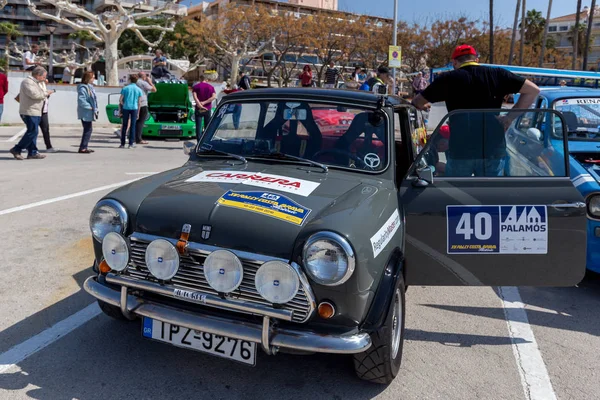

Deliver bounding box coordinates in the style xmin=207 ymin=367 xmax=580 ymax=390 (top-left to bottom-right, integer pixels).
xmin=411 ymin=44 xmax=540 ymax=177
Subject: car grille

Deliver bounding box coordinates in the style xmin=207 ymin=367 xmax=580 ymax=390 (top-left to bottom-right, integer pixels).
xmin=126 ymin=238 xmax=313 ymax=323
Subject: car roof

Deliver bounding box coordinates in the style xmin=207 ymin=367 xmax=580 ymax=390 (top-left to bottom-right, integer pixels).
xmin=539 ymin=87 xmax=600 ymax=101
xmin=222 ymin=88 xmax=408 ymax=108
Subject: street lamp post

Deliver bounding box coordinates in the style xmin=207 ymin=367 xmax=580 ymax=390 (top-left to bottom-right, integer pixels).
xmin=392 ymin=0 xmax=398 ymax=96
xmin=47 ymin=24 xmax=56 ymax=82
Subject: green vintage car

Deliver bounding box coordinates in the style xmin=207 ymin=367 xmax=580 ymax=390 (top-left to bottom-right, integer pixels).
xmin=106 ymin=81 xmax=196 ymax=139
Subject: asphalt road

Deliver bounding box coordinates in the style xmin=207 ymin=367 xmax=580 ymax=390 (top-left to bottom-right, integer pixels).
xmin=0 ymin=125 xmax=599 ymax=400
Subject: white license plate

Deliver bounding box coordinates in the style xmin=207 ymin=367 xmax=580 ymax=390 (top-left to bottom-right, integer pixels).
xmin=161 ymin=125 xmax=182 ymax=130
xmin=142 ymin=317 xmax=256 ymax=365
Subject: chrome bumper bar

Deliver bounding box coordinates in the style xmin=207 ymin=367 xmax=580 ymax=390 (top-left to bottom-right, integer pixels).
xmin=84 ymin=276 xmax=371 ymax=355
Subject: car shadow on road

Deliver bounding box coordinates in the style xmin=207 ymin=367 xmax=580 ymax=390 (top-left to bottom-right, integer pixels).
xmin=421 ymin=274 xmax=600 ymax=337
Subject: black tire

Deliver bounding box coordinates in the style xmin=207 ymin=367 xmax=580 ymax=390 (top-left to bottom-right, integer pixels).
xmin=98 ymin=300 xmax=130 ymax=321
xmin=353 ymin=276 xmax=406 ymax=384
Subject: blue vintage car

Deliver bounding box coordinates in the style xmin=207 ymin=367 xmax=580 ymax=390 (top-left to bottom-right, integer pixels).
xmin=507 ymin=87 xmax=600 ymax=273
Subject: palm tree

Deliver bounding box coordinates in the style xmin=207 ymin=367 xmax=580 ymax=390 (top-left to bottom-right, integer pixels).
xmin=523 ymin=10 xmax=545 ymax=44
xmin=489 ymin=0 xmax=494 ymax=64
xmin=583 ymin=0 xmax=597 ymax=70
xmin=539 ymin=0 xmax=553 ymax=67
xmin=508 ymin=0 xmax=521 ymax=65
xmin=573 ymin=0 xmax=582 ymax=69
xmin=519 ymin=0 xmax=526 ymax=65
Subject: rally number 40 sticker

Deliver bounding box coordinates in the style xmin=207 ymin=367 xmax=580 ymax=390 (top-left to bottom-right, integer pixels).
xmin=447 ymin=205 xmax=548 ymax=254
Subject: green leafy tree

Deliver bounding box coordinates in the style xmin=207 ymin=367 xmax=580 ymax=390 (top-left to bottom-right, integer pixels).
xmin=0 ymin=21 xmax=22 ymax=42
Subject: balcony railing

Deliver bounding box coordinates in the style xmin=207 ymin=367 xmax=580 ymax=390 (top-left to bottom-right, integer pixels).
xmin=92 ymin=0 xmax=186 ymax=15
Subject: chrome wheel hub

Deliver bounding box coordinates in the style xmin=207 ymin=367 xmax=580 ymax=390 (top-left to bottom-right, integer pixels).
xmin=390 ymin=288 xmax=402 ymax=359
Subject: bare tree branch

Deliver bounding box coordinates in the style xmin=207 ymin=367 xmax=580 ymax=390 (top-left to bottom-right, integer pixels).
xmin=133 ymin=29 xmax=168 ymax=47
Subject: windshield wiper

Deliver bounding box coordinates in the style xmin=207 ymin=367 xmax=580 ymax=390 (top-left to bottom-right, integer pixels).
xmin=249 ymin=152 xmax=328 ymax=173
xmin=197 ymin=147 xmax=248 ymax=164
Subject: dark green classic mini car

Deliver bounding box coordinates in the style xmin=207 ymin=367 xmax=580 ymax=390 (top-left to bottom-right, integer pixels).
xmin=85 ymin=88 xmax=587 ymax=384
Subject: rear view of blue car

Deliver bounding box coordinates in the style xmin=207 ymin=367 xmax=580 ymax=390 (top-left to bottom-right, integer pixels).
xmin=508 ymin=88 xmax=600 ymax=273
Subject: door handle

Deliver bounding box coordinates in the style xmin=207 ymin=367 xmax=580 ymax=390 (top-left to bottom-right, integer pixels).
xmin=548 ymin=202 xmax=586 ymax=209
xmin=519 ymin=140 xmax=526 ymax=145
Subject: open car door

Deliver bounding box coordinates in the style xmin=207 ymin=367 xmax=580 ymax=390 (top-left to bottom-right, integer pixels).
xmin=399 ymin=109 xmax=587 ymax=286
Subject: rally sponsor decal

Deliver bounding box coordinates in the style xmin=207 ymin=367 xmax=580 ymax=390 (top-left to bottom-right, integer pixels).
xmin=447 ymin=205 xmax=548 ymax=254
xmin=572 ymin=173 xmax=596 ymax=188
xmin=217 ymin=190 xmax=312 ymax=226
xmin=558 ymin=98 xmax=600 ymax=105
xmin=370 ymin=209 xmax=401 ymax=258
xmin=185 ymin=171 xmax=320 ymax=197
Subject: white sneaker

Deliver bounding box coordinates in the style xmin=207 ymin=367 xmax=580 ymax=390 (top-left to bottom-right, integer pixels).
xmin=128 ymin=144 xmax=136 ymax=149
xmin=46 ymin=148 xmax=59 ymax=153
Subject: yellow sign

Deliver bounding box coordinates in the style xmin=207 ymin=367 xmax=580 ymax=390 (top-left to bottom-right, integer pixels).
xmin=389 ymin=46 xmax=402 ymax=68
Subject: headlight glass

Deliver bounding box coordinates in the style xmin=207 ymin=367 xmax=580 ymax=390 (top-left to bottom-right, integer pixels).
xmin=101 ymin=232 xmax=129 ymax=272
xmin=255 ymin=261 xmax=299 ymax=304
xmin=90 ymin=200 xmax=127 ymax=241
xmin=589 ymin=195 xmax=600 ymax=217
xmin=204 ymin=250 xmax=243 ymax=293
xmin=145 ymin=239 xmax=179 ymax=280
xmin=302 ymin=232 xmax=355 ymax=286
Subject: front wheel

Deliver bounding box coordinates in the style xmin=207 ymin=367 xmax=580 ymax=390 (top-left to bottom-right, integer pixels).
xmin=353 ymin=276 xmax=405 ymax=384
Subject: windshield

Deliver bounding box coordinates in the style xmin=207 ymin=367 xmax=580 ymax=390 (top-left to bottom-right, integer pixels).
xmin=199 ymin=101 xmax=388 ymax=172
xmin=554 ymin=98 xmax=600 ymax=141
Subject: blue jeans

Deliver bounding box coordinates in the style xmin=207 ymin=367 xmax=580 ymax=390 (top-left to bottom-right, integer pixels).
xmin=80 ymin=120 xmax=93 ymax=150
xmin=195 ymin=109 xmax=211 ymax=141
xmin=121 ymin=109 xmax=137 ymax=146
xmin=446 ymin=158 xmax=506 ymax=177
xmin=0 ymin=104 xmax=3 ymax=122
xmin=12 ymin=115 xmax=41 ymax=156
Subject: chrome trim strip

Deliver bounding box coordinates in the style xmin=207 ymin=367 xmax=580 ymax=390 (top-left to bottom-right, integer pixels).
xmin=131 ymin=232 xmax=287 ymax=263
xmin=290 ymin=262 xmax=317 ymax=310
xmin=84 ymin=276 xmax=371 ymax=355
xmin=106 ymin=273 xmax=294 ymax=321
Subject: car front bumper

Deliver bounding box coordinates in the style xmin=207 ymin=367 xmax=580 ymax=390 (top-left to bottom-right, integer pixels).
xmin=141 ymin=123 xmax=196 ymax=138
xmin=84 ymin=276 xmax=372 ymax=355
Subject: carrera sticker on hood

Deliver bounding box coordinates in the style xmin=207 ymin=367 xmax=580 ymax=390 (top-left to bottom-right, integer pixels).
xmin=371 ymin=209 xmax=401 ymax=258
xmin=185 ymin=171 xmax=320 ymax=196
xmin=217 ymin=190 xmax=311 ymax=226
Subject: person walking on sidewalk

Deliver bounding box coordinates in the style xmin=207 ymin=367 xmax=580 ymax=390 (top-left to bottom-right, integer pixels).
xmin=9 ymin=67 xmax=52 ymax=160
xmin=119 ymin=74 xmax=144 ymax=149
xmin=0 ymin=68 xmax=7 ymax=122
xmin=39 ymin=78 xmax=58 ymax=153
xmin=77 ymin=71 xmax=98 ymax=154
xmin=135 ymin=71 xmax=156 ymax=145
xmin=192 ymin=75 xmax=216 ymax=140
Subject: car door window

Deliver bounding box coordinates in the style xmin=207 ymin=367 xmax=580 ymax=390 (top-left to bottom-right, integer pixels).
xmin=415 ymin=109 xmax=566 ymax=177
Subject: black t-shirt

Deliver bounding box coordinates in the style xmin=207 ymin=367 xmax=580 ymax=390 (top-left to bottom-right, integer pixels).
xmin=422 ymin=65 xmax=526 ymax=160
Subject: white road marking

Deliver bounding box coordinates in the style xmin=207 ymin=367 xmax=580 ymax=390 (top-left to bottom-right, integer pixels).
xmin=6 ymin=128 xmax=27 ymax=142
xmin=0 ymin=303 xmax=101 ymax=374
xmin=499 ymin=286 xmax=557 ymax=400
xmin=0 ymin=178 xmax=140 ymax=216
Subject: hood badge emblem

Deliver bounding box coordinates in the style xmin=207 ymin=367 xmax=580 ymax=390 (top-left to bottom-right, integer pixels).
xmin=176 ymin=224 xmax=192 ymax=255
xmin=201 ymin=225 xmax=212 ymax=240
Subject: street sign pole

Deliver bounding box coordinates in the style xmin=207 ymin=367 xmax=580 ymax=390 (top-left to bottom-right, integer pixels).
xmin=392 ymin=0 xmax=398 ymax=95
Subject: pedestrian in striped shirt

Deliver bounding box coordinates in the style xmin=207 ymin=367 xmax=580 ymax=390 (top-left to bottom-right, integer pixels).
xmin=323 ymin=62 xmax=340 ymax=89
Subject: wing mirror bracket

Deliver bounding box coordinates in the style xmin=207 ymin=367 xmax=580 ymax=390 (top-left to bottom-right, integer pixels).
xmin=413 ymin=165 xmax=434 ymax=187
xmin=183 ymin=141 xmax=195 ymax=156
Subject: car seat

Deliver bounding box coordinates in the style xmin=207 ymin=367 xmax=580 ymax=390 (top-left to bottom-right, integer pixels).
xmin=561 ymin=111 xmax=579 ymax=132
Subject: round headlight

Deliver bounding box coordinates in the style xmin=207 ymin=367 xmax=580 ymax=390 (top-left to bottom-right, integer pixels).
xmin=255 ymin=261 xmax=299 ymax=304
xmin=101 ymin=232 xmax=129 ymax=272
xmin=90 ymin=199 xmax=127 ymax=241
xmin=145 ymin=239 xmax=179 ymax=280
xmin=589 ymin=195 xmax=600 ymax=217
xmin=302 ymin=232 xmax=355 ymax=286
xmin=204 ymin=250 xmax=243 ymax=293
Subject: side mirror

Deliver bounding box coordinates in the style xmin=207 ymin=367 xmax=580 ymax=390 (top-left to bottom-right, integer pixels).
xmin=183 ymin=141 xmax=195 ymax=156
xmin=413 ymin=165 xmax=434 ymax=187
xmin=526 ymin=127 xmax=542 ymax=141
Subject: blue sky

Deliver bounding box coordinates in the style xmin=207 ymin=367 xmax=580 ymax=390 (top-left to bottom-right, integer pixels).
xmin=191 ymin=1 xmax=592 ymax=27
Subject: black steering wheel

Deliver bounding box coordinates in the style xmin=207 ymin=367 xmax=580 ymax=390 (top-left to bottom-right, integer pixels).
xmin=313 ymin=148 xmax=374 ymax=170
